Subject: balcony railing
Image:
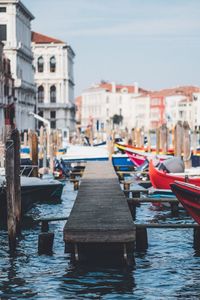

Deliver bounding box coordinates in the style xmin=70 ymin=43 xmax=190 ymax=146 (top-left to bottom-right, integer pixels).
xmin=37 ymin=102 xmax=71 ymax=109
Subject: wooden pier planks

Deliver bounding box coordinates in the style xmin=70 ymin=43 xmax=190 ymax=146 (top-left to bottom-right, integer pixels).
xmin=64 ymin=161 xmax=135 ymax=244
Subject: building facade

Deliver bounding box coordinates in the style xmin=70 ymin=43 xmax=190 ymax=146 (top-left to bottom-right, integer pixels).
xmin=0 ymin=41 xmax=15 ymax=136
xmin=81 ymin=82 xmax=141 ymax=132
xmin=165 ymin=95 xmax=192 ymax=128
xmin=131 ymin=95 xmax=150 ymax=130
xmin=193 ymin=93 xmax=200 ymax=130
xmin=0 ymin=0 xmax=36 ymax=130
xmin=31 ymin=31 xmax=75 ymax=136
xmin=150 ymin=95 xmax=165 ymax=129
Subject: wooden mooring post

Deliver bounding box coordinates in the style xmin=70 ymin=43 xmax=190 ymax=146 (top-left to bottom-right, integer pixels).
xmin=37 ymin=217 xmax=67 ymax=255
xmin=5 ymin=130 xmax=21 ymax=253
xmin=11 ymin=129 xmax=21 ymax=234
xmin=6 ymin=140 xmax=16 ymax=253
xmin=183 ymin=121 xmax=192 ymax=169
xmin=160 ymin=124 xmax=168 ymax=154
xmin=31 ymin=132 xmax=38 ymax=177
xmin=156 ymin=128 xmax=160 ymax=154
xmin=174 ymin=121 xmax=183 ymax=157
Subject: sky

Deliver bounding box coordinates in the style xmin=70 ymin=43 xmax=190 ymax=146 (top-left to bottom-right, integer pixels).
xmin=23 ymin=0 xmax=200 ymax=96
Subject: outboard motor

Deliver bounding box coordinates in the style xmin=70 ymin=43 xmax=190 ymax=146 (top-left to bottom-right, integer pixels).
xmin=158 ymin=157 xmax=184 ymax=173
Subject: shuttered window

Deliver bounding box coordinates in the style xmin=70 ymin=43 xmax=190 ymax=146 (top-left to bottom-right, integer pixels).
xmin=0 ymin=24 xmax=7 ymax=41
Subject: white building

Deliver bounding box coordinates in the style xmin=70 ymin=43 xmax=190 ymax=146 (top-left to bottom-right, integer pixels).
xmin=0 ymin=41 xmax=15 ymax=136
xmin=192 ymin=93 xmax=200 ymax=130
xmin=81 ymin=82 xmax=141 ymax=132
xmin=165 ymin=95 xmax=193 ymax=128
xmin=31 ymin=31 xmax=75 ymax=135
xmin=0 ymin=0 xmax=36 ymax=130
xmin=131 ymin=95 xmax=150 ymax=130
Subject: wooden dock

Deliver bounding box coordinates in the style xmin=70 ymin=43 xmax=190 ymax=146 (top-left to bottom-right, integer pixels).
xmin=63 ymin=161 xmax=135 ymax=265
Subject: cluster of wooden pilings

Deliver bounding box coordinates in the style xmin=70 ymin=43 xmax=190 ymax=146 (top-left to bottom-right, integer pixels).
xmin=0 ymin=126 xmax=64 ymax=255
xmin=23 ymin=127 xmax=63 ymax=174
xmin=107 ymin=121 xmax=199 ymax=167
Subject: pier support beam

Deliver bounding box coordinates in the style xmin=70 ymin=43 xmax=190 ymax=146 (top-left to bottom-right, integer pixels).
xmin=193 ymin=227 xmax=200 ymax=251
xmin=123 ymin=182 xmax=130 ymax=198
xmin=38 ymin=221 xmax=54 ymax=255
xmin=136 ymin=227 xmax=148 ymax=251
xmin=38 ymin=232 xmax=54 ymax=255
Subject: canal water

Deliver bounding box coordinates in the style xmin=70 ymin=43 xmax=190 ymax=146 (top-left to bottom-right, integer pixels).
xmin=0 ymin=181 xmax=200 ymax=299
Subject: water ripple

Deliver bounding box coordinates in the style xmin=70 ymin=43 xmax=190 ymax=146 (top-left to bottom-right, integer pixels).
xmin=0 ymin=181 xmax=200 ymax=298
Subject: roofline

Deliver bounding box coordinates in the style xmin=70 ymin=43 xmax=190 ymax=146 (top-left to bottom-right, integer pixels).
xmin=18 ymin=0 xmax=34 ymax=20
xmin=66 ymin=45 xmax=75 ymax=57
xmin=32 ymin=41 xmax=65 ymax=45
xmin=32 ymin=31 xmax=66 ymax=45
xmin=0 ymin=0 xmax=34 ymax=20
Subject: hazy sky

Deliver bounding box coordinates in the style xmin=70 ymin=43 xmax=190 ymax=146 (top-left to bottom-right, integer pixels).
xmin=23 ymin=0 xmax=200 ymax=96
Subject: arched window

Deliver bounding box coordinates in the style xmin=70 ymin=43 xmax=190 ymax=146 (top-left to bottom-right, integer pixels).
xmin=50 ymin=85 xmax=56 ymax=103
xmin=38 ymin=85 xmax=44 ymax=103
xmin=50 ymin=56 xmax=56 ymax=72
xmin=37 ymin=56 xmax=44 ymax=73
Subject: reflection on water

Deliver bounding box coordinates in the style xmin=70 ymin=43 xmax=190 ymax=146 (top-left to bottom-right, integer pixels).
xmin=1 ymin=182 xmax=200 ymax=298
xmin=61 ymin=265 xmax=135 ymax=299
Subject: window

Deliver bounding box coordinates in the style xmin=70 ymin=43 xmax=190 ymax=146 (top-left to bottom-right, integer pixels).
xmin=38 ymin=85 xmax=44 ymax=103
xmin=0 ymin=24 xmax=7 ymax=41
xmin=38 ymin=111 xmax=43 ymax=117
xmin=50 ymin=85 xmax=56 ymax=103
xmin=50 ymin=56 xmax=56 ymax=72
xmin=4 ymin=84 xmax=8 ymax=96
xmin=37 ymin=56 xmax=44 ymax=73
xmin=179 ymin=111 xmax=183 ymax=118
xmin=0 ymin=7 xmax=6 ymax=12
xmin=51 ymin=120 xmax=56 ymax=129
xmin=50 ymin=111 xmax=56 ymax=119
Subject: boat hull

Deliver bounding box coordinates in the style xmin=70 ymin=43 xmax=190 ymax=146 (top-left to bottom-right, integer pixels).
xmin=149 ymin=160 xmax=200 ymax=190
xmin=0 ymin=180 xmax=64 ymax=221
xmin=170 ymin=181 xmax=200 ymax=224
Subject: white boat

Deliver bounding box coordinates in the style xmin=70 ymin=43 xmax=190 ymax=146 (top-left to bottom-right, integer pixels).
xmin=0 ymin=171 xmax=64 ymax=221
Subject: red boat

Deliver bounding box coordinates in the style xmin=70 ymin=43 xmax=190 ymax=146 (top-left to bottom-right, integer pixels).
xmin=126 ymin=150 xmax=147 ymax=167
xmin=115 ymin=142 xmax=174 ymax=155
xmin=149 ymin=160 xmax=200 ymax=190
xmin=115 ymin=143 xmax=171 ymax=167
xmin=170 ymin=181 xmax=200 ymax=224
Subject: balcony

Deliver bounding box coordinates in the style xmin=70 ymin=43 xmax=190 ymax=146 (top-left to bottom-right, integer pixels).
xmin=37 ymin=102 xmax=72 ymax=109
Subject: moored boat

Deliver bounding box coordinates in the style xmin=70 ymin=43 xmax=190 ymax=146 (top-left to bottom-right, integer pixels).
xmin=0 ymin=175 xmax=64 ymax=221
xmin=149 ymin=159 xmax=200 ymax=190
xmin=58 ymin=144 xmax=134 ymax=170
xmin=115 ymin=143 xmax=172 ymax=167
xmin=170 ymin=181 xmax=200 ymax=224
xmin=115 ymin=142 xmax=174 ymax=156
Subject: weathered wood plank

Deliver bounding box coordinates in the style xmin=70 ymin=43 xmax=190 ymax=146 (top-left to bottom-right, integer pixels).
xmin=64 ymin=161 xmax=135 ymax=243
